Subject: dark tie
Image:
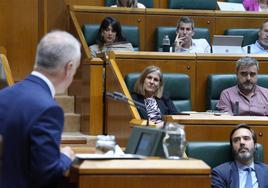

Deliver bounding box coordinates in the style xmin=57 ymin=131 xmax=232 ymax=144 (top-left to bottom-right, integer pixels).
xmin=244 ymin=167 xmax=252 ymax=188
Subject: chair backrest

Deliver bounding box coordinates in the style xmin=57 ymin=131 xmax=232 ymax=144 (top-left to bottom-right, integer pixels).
xmin=105 ymin=0 xmax=153 ymax=8
xmin=206 ymin=74 xmax=268 ymax=111
xmin=155 ymin=27 xmax=210 ymax=51
xmin=207 ymin=74 xmax=236 ymax=111
xmin=226 ymin=0 xmax=243 ymax=3
xmin=168 ymin=0 xmax=217 ymax=10
xmin=82 ymin=24 xmax=140 ymax=51
xmin=224 ymin=28 xmax=259 ymax=47
xmin=124 ymin=73 xmax=191 ymax=111
xmin=186 ymin=141 xmax=264 ymax=168
xmin=0 ymin=54 xmax=14 ymax=89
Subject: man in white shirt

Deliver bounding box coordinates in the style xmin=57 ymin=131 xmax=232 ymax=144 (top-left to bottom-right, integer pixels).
xmin=243 ymin=20 xmax=268 ymax=54
xmin=174 ymin=16 xmax=211 ymax=53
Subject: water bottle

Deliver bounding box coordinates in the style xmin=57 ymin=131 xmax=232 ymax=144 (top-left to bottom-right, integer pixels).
xmin=162 ymin=122 xmax=186 ymax=159
xmin=162 ymin=35 xmax=170 ymax=52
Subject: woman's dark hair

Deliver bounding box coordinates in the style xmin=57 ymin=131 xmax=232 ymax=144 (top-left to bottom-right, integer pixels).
xmin=96 ymin=16 xmax=127 ymax=49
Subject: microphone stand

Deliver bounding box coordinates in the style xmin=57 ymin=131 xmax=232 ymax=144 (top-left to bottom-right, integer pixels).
xmin=106 ymin=92 xmax=150 ymax=127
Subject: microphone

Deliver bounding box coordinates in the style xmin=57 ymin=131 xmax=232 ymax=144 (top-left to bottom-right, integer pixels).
xmin=106 ymin=92 xmax=149 ymax=126
xmin=234 ymin=101 xmax=239 ymax=116
xmin=247 ymin=45 xmax=251 ymax=54
xmin=113 ymin=92 xmax=146 ymax=109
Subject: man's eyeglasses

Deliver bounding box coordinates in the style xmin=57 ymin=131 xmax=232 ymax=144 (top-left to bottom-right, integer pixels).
xmin=239 ymin=71 xmax=257 ymax=77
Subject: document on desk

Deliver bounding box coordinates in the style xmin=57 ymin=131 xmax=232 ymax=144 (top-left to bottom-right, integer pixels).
xmin=217 ymin=2 xmax=245 ymax=11
xmin=76 ymin=153 xmax=145 ymax=160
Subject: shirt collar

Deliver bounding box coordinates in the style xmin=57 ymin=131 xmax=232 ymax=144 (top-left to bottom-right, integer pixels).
xmin=236 ymin=85 xmax=257 ymax=98
xmin=181 ymin=40 xmax=195 ymax=51
xmin=236 ymin=160 xmax=255 ymax=171
xmin=31 ymin=71 xmax=55 ymax=98
xmin=256 ymin=40 xmax=268 ymax=51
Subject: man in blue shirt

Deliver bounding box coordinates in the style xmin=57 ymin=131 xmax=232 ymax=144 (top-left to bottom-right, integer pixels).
xmin=243 ymin=20 xmax=268 ymax=54
xmin=212 ymin=124 xmax=268 ymax=188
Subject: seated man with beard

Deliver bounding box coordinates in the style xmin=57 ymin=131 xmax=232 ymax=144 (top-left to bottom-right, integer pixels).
xmin=216 ymin=57 xmax=268 ymax=116
xmin=211 ymin=124 xmax=268 ymax=188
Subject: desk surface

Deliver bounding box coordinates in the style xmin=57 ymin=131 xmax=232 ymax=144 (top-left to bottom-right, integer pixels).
xmin=71 ymin=159 xmax=211 ymax=188
xmin=74 ymin=159 xmax=210 ymax=175
xmin=166 ymin=114 xmax=268 ymax=125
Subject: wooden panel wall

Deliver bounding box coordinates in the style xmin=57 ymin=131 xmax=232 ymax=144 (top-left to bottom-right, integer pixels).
xmin=0 ymin=0 xmax=69 ymax=81
xmin=0 ymin=0 xmax=39 ymax=80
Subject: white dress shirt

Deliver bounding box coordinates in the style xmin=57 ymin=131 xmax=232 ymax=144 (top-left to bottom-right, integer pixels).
xmin=174 ymin=38 xmax=211 ymax=53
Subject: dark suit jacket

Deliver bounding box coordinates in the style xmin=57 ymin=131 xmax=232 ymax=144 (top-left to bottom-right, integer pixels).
xmin=212 ymin=161 xmax=268 ymax=188
xmin=0 ymin=75 xmax=72 ymax=188
xmin=131 ymin=92 xmax=178 ymax=120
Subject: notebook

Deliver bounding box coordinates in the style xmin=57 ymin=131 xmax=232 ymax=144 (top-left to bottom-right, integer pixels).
xmin=212 ymin=35 xmax=245 ymax=54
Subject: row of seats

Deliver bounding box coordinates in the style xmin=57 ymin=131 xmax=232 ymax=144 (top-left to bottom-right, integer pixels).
xmin=124 ymin=73 xmax=268 ymax=112
xmin=104 ymin=0 xmax=242 ymax=9
xmin=83 ymin=24 xmax=259 ymax=51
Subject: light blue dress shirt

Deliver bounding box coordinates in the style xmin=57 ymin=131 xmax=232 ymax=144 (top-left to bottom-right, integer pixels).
xmin=243 ymin=41 xmax=268 ymax=54
xmin=236 ymin=161 xmax=259 ymax=188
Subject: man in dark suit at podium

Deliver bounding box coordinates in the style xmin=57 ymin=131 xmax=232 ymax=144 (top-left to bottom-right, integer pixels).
xmin=212 ymin=124 xmax=268 ymax=188
xmin=0 ymin=30 xmax=81 ymax=188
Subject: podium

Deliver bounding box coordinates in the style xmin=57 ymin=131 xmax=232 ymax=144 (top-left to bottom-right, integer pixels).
xmin=70 ymin=159 xmax=210 ymax=188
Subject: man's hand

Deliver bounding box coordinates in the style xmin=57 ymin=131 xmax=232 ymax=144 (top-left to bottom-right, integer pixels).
xmin=61 ymin=146 xmax=75 ymax=177
xmin=61 ymin=146 xmax=75 ymax=161
xmin=174 ymin=34 xmax=186 ymax=50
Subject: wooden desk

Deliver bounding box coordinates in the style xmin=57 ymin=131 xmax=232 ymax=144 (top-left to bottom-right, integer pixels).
xmin=70 ymin=159 xmax=211 ymax=188
xmin=166 ymin=114 xmax=268 ymax=163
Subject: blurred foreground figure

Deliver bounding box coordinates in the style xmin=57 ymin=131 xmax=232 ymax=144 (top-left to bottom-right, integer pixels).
xmin=0 ymin=30 xmax=81 ymax=188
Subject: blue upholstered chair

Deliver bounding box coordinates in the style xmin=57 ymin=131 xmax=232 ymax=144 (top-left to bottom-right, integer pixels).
xmin=155 ymin=26 xmax=210 ymax=51
xmin=168 ymin=0 xmax=217 ymax=10
xmin=82 ymin=24 xmax=140 ymax=51
xmin=124 ymin=73 xmax=191 ymax=111
xmin=206 ymin=74 xmax=268 ymax=111
xmin=224 ymin=28 xmax=259 ymax=47
xmin=186 ymin=141 xmax=264 ymax=168
xmin=105 ymin=0 xmax=153 ymax=8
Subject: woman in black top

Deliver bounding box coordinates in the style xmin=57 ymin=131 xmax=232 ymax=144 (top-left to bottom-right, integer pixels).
xmin=131 ymin=65 xmax=178 ymax=127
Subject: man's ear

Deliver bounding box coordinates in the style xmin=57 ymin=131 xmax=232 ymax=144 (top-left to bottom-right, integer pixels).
xmin=64 ymin=61 xmax=74 ymax=77
xmin=191 ymin=30 xmax=195 ymax=37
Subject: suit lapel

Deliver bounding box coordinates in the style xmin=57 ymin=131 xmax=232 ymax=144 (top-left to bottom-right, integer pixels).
xmin=230 ymin=162 xmax=239 ymax=188
xmin=255 ymin=163 xmax=264 ymax=188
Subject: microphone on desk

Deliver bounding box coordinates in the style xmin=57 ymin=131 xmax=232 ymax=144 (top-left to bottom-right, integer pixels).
xmin=247 ymin=45 xmax=251 ymax=54
xmin=234 ymin=101 xmax=239 ymax=116
xmin=106 ymin=92 xmax=149 ymax=126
